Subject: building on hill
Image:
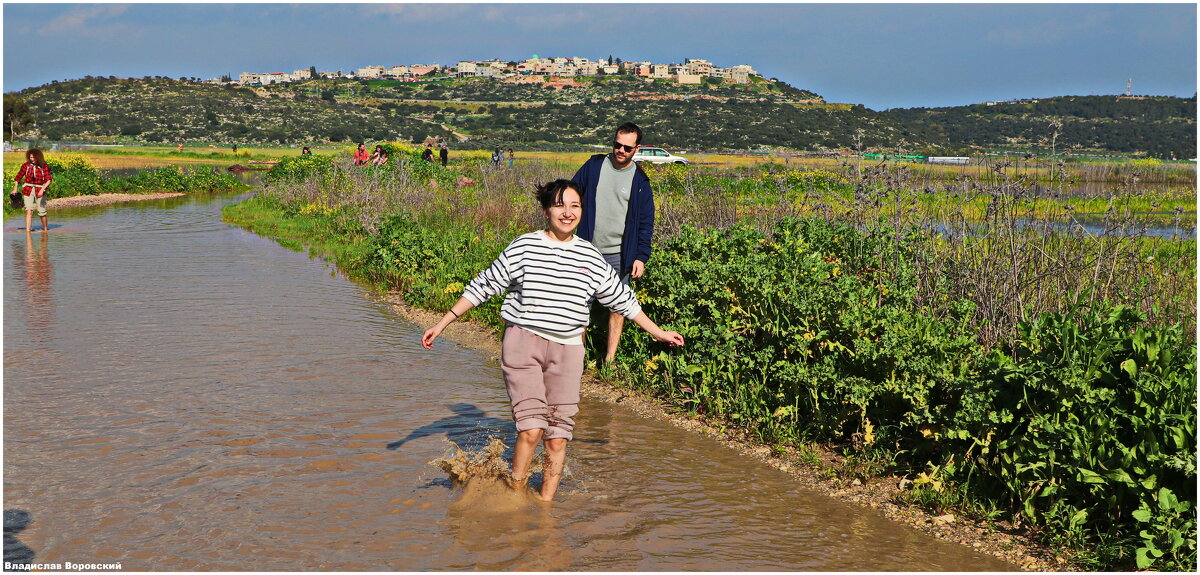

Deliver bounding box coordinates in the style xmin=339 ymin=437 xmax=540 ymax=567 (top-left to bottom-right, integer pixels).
xmin=235 ymin=55 xmax=763 ymax=86
xmin=684 ymin=58 xmax=713 ymax=76
xmin=356 ymin=66 xmax=384 ymax=79
xmin=260 ymin=72 xmax=289 ymax=85
xmin=576 ymin=61 xmax=599 ymax=76
xmin=383 ymin=66 xmax=409 ymax=78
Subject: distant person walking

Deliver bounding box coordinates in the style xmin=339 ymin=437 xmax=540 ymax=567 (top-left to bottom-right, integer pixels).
xmin=353 ymin=143 xmax=370 ymax=166
xmin=508 ymin=148 xmax=515 ymax=168
xmin=491 ymin=146 xmax=503 ymax=168
xmin=10 ymin=148 xmax=53 ymax=233
xmin=177 ymin=142 xmax=184 ymax=153
xmin=232 ymin=144 xmax=238 ymax=155
xmin=439 ymin=144 xmax=449 ymax=167
xmin=571 ymin=122 xmax=655 ymax=365
xmin=422 ymin=179 xmax=684 ymax=502
xmin=422 ymin=143 xmax=435 ymax=163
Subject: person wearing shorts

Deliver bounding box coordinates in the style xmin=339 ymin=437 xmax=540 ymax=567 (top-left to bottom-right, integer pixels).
xmin=422 ymin=179 xmax=684 ymax=502
xmin=11 ymin=148 xmax=52 ymax=233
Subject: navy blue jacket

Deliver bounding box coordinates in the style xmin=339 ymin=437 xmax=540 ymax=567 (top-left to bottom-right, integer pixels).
xmin=571 ymin=154 xmax=655 ymax=276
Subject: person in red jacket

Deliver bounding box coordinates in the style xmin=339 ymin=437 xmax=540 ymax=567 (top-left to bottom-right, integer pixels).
xmin=353 ymin=142 xmax=370 ymax=166
xmin=11 ymin=148 xmax=53 ymax=232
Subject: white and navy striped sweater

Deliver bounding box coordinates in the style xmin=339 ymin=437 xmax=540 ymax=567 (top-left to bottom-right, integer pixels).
xmin=463 ymin=231 xmax=642 ymax=344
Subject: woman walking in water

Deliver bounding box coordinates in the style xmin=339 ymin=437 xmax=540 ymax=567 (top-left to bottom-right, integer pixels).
xmin=10 ymin=148 xmax=52 ymax=232
xmin=422 ymin=179 xmax=684 ymax=502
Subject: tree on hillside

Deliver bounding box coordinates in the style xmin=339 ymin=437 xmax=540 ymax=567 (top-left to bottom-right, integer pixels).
xmin=4 ymin=97 xmax=33 ymax=142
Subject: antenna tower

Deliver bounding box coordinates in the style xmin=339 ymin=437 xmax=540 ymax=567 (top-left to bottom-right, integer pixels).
xmin=1126 ymin=78 xmax=1132 ymax=96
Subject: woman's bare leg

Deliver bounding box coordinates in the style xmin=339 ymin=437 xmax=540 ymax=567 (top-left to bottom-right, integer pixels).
xmin=510 ymin=428 xmax=544 ymax=488
xmin=539 ymin=438 xmax=568 ymax=501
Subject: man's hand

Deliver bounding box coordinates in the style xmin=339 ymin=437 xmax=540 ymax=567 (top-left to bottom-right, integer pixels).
xmin=631 ymin=260 xmax=645 ymax=279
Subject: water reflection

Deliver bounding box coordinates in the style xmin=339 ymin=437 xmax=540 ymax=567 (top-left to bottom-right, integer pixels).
xmin=442 ymin=479 xmax=571 ymax=570
xmin=11 ymin=231 xmax=54 ymax=346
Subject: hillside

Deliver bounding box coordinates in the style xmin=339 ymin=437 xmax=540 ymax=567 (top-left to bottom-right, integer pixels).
xmin=10 ymin=76 xmax=453 ymax=145
xmin=7 ymin=77 xmax=1194 ymax=157
xmin=4 ymin=76 xmax=944 ymax=152
xmin=883 ymin=95 xmax=1197 ymax=159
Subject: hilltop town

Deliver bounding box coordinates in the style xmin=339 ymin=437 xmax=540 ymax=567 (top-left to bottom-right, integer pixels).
xmin=230 ymin=56 xmax=760 ymax=87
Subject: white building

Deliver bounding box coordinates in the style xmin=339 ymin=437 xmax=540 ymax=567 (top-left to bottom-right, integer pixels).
xmin=383 ymin=66 xmax=410 ymax=78
xmin=355 ymin=66 xmax=384 ymax=78
xmin=239 ymin=72 xmax=260 ymax=85
xmin=259 ymin=72 xmax=289 ymax=85
xmin=457 ymin=61 xmax=479 ymax=77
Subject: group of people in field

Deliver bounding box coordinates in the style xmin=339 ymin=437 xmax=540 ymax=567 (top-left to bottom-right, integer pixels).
xmin=491 ymin=146 xmax=515 ymax=168
xmin=353 ymin=143 xmax=392 ymax=166
xmin=423 ymin=122 xmax=681 ymax=502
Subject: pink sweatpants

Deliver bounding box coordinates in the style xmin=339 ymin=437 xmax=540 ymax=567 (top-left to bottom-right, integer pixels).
xmin=500 ymin=325 xmax=585 ymax=441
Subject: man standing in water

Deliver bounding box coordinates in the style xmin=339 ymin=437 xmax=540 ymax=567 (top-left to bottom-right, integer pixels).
xmin=571 ymin=122 xmax=655 ymax=365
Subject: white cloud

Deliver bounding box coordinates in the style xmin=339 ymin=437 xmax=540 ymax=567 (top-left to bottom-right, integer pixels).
xmin=38 ymin=4 xmax=131 ymax=37
xmin=362 ymin=3 xmax=476 ymax=23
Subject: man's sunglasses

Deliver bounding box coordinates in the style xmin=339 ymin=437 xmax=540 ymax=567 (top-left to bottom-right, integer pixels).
xmin=612 ymin=141 xmax=637 ymax=153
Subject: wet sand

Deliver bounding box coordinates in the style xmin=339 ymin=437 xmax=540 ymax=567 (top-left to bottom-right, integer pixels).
xmin=45 ymin=192 xmax=186 ymax=209
xmin=383 ymin=291 xmax=1070 ymax=571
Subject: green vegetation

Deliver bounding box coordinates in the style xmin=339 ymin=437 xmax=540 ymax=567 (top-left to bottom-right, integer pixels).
xmin=8 ymin=77 xmax=1194 ymax=158
xmin=9 ymin=76 xmax=452 ymax=145
xmin=3 ymin=155 xmax=247 ymax=217
xmin=884 ymin=95 xmax=1198 ymax=160
xmin=224 ymin=151 xmax=1195 ymax=570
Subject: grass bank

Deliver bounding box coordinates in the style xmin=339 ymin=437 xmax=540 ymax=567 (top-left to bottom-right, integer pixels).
xmin=3 ymin=154 xmax=248 ymax=218
xmin=224 ymin=149 xmax=1196 ymax=571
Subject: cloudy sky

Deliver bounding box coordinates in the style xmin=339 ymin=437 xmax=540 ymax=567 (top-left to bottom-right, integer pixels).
xmin=2 ymin=2 xmax=1196 ymax=110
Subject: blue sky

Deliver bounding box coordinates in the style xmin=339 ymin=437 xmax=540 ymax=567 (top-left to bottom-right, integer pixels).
xmin=2 ymin=2 xmax=1196 ymax=110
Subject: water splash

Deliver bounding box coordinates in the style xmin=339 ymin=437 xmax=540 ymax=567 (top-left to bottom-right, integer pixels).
xmin=429 ymin=436 xmax=544 ymax=512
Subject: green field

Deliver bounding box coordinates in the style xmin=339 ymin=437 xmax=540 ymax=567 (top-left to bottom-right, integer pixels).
xmin=221 ymin=149 xmax=1196 ymax=571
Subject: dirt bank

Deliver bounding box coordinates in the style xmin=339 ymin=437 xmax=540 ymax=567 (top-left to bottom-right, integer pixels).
xmin=380 ymin=292 xmax=1072 ymax=572
xmin=45 ymin=192 xmax=186 ymax=209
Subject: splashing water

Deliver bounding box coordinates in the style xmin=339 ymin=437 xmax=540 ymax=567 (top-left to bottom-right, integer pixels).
xmin=429 ymin=436 xmax=549 ymax=513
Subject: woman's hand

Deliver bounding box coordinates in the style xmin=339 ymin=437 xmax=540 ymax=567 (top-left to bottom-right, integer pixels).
xmin=422 ymin=298 xmax=475 ymax=350
xmin=422 ymin=325 xmax=443 ymax=349
xmin=656 ymin=330 xmax=685 ymax=347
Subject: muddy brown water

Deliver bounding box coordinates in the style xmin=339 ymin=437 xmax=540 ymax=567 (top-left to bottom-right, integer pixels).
xmin=3 ymin=192 xmax=1018 ymax=571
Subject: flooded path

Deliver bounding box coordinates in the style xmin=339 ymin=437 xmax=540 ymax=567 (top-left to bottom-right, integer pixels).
xmin=3 ymin=192 xmax=1017 ymax=570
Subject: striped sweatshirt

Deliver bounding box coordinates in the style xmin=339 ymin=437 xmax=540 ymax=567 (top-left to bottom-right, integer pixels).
xmin=463 ymin=231 xmax=642 ymax=345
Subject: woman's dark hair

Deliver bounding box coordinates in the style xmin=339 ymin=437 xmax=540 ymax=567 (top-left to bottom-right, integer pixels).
xmin=26 ymin=148 xmax=47 ymax=167
xmin=534 ymin=179 xmax=578 ymax=209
